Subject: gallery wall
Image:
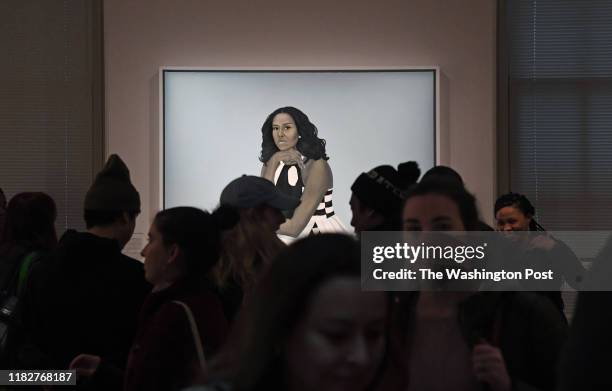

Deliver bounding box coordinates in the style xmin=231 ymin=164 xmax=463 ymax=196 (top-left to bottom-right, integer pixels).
xmin=104 ymin=0 xmax=496 ymax=253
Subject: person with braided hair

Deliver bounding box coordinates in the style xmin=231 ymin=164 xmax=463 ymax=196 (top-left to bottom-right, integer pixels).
xmin=494 ymin=193 xmax=545 ymax=233
xmin=494 ymin=192 xmax=586 ymax=313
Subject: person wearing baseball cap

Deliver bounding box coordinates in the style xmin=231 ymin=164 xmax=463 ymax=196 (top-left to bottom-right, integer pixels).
xmin=220 ymin=175 xmax=301 ymax=223
xmin=215 ymin=175 xmax=300 ymax=321
xmin=18 ymin=154 xmax=150 ymax=372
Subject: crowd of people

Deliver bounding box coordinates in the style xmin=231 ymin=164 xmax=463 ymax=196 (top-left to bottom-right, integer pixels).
xmin=0 ymin=114 xmax=607 ymax=390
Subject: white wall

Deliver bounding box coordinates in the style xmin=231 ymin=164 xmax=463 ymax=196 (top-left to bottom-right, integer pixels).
xmin=104 ymin=0 xmax=497 ymax=253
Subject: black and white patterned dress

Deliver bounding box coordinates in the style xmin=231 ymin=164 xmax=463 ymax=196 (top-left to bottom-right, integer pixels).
xmin=273 ymin=160 xmax=348 ymax=239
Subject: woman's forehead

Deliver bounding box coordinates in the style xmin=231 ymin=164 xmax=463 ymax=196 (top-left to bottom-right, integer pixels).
xmin=272 ymin=112 xmax=295 ymax=124
xmin=404 ymin=193 xmax=460 ymax=217
xmin=496 ymin=205 xmax=524 ymax=217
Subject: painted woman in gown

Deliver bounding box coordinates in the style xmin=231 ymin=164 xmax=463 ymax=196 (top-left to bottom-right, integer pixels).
xmin=259 ymin=107 xmax=348 ymax=239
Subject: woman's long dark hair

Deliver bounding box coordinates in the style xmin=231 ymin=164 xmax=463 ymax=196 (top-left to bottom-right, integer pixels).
xmin=494 ymin=192 xmax=544 ymax=231
xmin=0 ymin=192 xmax=57 ymax=252
xmin=231 ymin=234 xmax=391 ymax=391
xmin=0 ymin=192 xmax=57 ymax=293
xmin=153 ymin=205 xmax=238 ymax=279
xmin=259 ymin=106 xmax=328 ymax=163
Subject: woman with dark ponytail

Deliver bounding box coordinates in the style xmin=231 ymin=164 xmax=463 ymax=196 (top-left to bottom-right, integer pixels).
xmin=349 ymin=161 xmax=421 ymax=232
xmin=494 ymin=192 xmax=586 ymax=313
xmin=70 ymin=206 xmax=238 ymax=391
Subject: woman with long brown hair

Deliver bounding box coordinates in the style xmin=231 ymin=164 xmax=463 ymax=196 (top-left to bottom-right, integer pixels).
xmin=214 ymin=175 xmax=299 ymax=321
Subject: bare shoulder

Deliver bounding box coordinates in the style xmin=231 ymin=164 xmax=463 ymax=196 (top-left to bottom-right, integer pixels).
xmin=303 ymin=158 xmax=332 ymax=186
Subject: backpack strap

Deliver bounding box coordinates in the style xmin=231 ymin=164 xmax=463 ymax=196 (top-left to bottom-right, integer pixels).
xmin=16 ymin=252 xmax=38 ymax=296
xmin=1 ymin=251 xmax=36 ymax=297
xmin=172 ymin=300 xmax=207 ymax=372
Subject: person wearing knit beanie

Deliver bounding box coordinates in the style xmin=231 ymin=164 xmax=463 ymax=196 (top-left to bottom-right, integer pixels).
xmin=83 ymin=154 xmax=141 ymax=249
xmin=350 ymin=161 xmax=420 ymax=233
xmin=18 ymin=154 xmax=150 ymax=373
xmin=84 ymin=154 xmax=141 ymax=213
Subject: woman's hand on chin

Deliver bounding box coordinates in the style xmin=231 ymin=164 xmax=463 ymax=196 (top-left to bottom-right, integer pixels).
xmin=274 ymin=149 xmax=304 ymax=169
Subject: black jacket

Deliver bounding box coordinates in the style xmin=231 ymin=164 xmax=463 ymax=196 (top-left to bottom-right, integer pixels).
xmin=558 ymin=236 xmax=612 ymax=390
xmin=17 ymin=230 xmax=151 ymax=370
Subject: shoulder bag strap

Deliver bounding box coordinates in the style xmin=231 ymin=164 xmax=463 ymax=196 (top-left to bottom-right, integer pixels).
xmin=172 ymin=300 xmax=207 ymax=372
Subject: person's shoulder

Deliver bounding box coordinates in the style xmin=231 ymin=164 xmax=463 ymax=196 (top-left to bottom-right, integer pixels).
xmin=305 ymin=157 xmax=329 ymax=167
xmin=116 ymin=254 xmax=151 ymax=292
xmin=56 ymin=229 xmax=88 ymax=248
xmin=54 ymin=230 xmax=119 ymax=263
xmin=132 ymin=300 xmax=189 ymax=343
xmin=119 ymin=253 xmax=145 ymax=270
xmin=155 ymin=300 xmax=187 ymax=321
xmin=550 ymin=235 xmax=577 ymax=255
xmin=163 ymin=288 xmax=228 ymax=333
xmin=175 ymin=288 xmax=226 ymax=318
xmin=304 ymin=158 xmax=331 ymax=177
xmin=151 ymin=296 xmax=223 ymax=336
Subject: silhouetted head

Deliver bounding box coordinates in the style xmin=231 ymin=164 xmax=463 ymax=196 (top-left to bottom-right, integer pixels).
xmin=141 ymin=206 xmax=238 ymax=288
xmin=350 ymin=161 xmax=421 ymax=232
xmin=403 ymin=179 xmax=480 ymax=231
xmin=2 ymin=192 xmax=57 ymax=251
xmin=420 ymin=165 xmax=465 ymax=188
